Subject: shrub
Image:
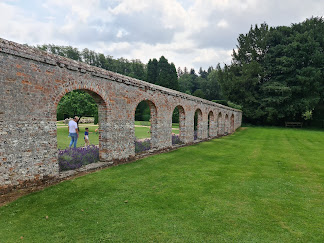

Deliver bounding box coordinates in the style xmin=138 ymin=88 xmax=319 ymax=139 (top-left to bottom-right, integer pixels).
xmin=194 ymin=130 xmax=198 ymax=140
xmin=227 ymin=101 xmax=242 ymax=110
xmin=58 ymin=145 xmax=99 ymax=171
xmin=212 ymin=100 xmax=228 ymax=106
xmin=135 ymin=138 xmax=151 ymax=153
xmin=172 ymin=134 xmax=182 ymax=145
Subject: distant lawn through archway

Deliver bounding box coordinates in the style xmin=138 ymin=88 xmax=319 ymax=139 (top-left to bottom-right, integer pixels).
xmin=57 ymin=120 xmax=177 ymax=149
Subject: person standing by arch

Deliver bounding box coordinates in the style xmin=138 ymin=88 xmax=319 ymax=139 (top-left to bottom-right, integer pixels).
xmin=68 ymin=116 xmax=79 ymax=148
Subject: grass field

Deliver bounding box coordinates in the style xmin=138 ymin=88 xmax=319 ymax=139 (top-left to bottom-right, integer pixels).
xmin=1 ymin=127 xmax=323 ymax=242
xmin=57 ymin=122 xmax=179 ymax=149
xmin=57 ymin=124 xmax=99 ymax=149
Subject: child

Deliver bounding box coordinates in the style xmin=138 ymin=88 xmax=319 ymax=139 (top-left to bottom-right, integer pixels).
xmin=84 ymin=128 xmax=90 ymax=146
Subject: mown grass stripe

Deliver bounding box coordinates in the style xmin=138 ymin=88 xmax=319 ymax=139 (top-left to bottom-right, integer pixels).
xmin=0 ymin=127 xmax=323 ymax=242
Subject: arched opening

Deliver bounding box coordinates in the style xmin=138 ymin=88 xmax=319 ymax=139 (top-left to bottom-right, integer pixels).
xmin=217 ymin=112 xmax=223 ymax=136
xmin=171 ymin=105 xmax=185 ymax=145
xmin=55 ymin=89 xmax=107 ymax=171
xmin=230 ymin=114 xmax=235 ymax=133
xmin=208 ymin=111 xmax=215 ymax=137
xmin=194 ymin=109 xmax=203 ymax=140
xmin=225 ymin=114 xmax=229 ymax=135
xmin=134 ymin=100 xmax=157 ymax=153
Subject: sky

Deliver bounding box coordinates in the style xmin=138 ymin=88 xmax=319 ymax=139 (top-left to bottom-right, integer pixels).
xmin=0 ymin=0 xmax=323 ymax=71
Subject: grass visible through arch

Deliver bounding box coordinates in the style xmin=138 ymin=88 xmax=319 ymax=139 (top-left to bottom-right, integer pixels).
xmin=1 ymin=127 xmax=323 ymax=242
xmin=57 ymin=122 xmax=179 ymax=149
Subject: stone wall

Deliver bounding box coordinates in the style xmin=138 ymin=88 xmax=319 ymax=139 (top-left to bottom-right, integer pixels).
xmin=0 ymin=38 xmax=242 ymax=190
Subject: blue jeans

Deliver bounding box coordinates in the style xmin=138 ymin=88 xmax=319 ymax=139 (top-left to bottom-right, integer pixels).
xmin=69 ymin=133 xmax=78 ymax=148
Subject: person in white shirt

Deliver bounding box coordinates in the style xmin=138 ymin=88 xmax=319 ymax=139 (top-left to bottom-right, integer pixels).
xmin=68 ymin=116 xmax=79 ymax=148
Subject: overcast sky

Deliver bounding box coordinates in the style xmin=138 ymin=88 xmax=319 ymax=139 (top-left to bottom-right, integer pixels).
xmin=1 ymin=0 xmax=323 ymax=71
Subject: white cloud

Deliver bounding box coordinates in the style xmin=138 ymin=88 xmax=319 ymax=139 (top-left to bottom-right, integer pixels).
xmin=0 ymin=0 xmax=323 ymax=71
xmin=109 ymin=0 xmax=151 ymax=15
xmin=158 ymin=0 xmax=187 ymax=29
xmin=0 ymin=2 xmax=56 ymax=44
xmin=46 ymin=0 xmax=100 ymax=21
xmin=217 ymin=19 xmax=229 ymax=29
xmin=192 ymin=48 xmax=232 ymax=65
xmin=116 ymin=29 xmax=128 ymax=38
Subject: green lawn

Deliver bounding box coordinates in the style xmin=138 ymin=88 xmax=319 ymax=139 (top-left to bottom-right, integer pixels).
xmin=57 ymin=124 xmax=100 ymax=149
xmin=57 ymin=122 xmax=179 ymax=149
xmin=134 ymin=121 xmax=179 ymax=129
xmin=134 ymin=126 xmax=151 ymax=139
xmin=1 ymin=127 xmax=324 ymax=242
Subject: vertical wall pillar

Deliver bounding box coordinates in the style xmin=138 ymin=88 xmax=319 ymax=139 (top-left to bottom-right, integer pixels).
xmin=156 ymin=105 xmax=172 ymax=149
xmin=178 ymin=106 xmax=186 ymax=143
xmin=196 ymin=109 xmax=203 ymax=140
xmin=201 ymin=113 xmax=208 ymax=139
xmin=217 ymin=112 xmax=223 ymax=136
xmin=184 ymin=109 xmax=195 ymax=143
xmin=208 ymin=111 xmax=216 ymax=137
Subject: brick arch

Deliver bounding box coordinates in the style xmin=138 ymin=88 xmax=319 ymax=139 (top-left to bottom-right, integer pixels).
xmin=52 ymin=85 xmax=110 ymax=161
xmin=194 ymin=108 xmax=203 ymax=140
xmin=171 ymin=104 xmax=186 ymax=143
xmin=53 ymin=84 xmax=109 ymax=111
xmin=133 ymin=99 xmax=158 ymax=149
xmin=131 ymin=95 xmax=160 ymax=117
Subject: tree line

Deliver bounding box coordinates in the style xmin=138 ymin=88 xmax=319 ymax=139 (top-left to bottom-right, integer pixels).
xmin=39 ymin=43 xmax=227 ymax=122
xmin=36 ymin=43 xmax=224 ymax=102
xmin=41 ymin=16 xmax=324 ymax=126
xmin=217 ymin=17 xmax=324 ymax=125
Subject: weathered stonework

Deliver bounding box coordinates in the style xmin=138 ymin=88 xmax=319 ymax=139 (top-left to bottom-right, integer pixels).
xmin=0 ymin=38 xmax=242 ymax=190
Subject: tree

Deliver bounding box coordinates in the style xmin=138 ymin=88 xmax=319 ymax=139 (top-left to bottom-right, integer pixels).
xmin=178 ymin=73 xmax=194 ymax=94
xmin=155 ymin=56 xmax=179 ymax=90
xmin=207 ymin=66 xmax=214 ymax=74
xmin=97 ymin=53 xmax=108 ymax=69
xmin=198 ymin=67 xmax=208 ymax=79
xmin=146 ymin=58 xmax=158 ymax=84
xmin=219 ymin=17 xmax=324 ymax=125
xmin=204 ymin=67 xmax=223 ymax=100
xmin=232 ymin=23 xmax=270 ymax=66
xmin=37 ymin=44 xmax=82 ymax=61
xmin=192 ymin=89 xmax=205 ymax=99
xmin=177 ymin=67 xmax=184 ymax=77
xmin=169 ymin=63 xmax=179 ymax=90
xmin=156 ymin=56 xmax=170 ymax=87
xmin=135 ymin=101 xmax=150 ymax=121
xmin=36 ymin=45 xmax=146 ymax=81
xmin=130 ymin=59 xmax=146 ymax=80
xmin=189 ymin=68 xmax=199 ymax=93
xmin=262 ymin=18 xmax=324 ymax=123
xmin=57 ymin=90 xmax=97 ymax=124
xmin=218 ymin=61 xmax=265 ymax=123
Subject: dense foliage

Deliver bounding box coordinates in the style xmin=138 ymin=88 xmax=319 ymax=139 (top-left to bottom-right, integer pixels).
xmin=57 ymin=90 xmax=97 ymax=122
xmin=135 ymin=101 xmax=151 ymax=121
xmin=218 ymin=17 xmax=324 ymax=125
xmin=147 ymin=56 xmax=179 ymax=90
xmin=58 ymin=145 xmax=99 ymax=171
xmin=37 ymin=43 xmax=220 ymax=101
xmin=178 ymin=67 xmax=223 ymax=101
xmin=37 ymin=44 xmax=147 ymax=81
xmin=134 ymin=138 xmax=151 ymax=153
